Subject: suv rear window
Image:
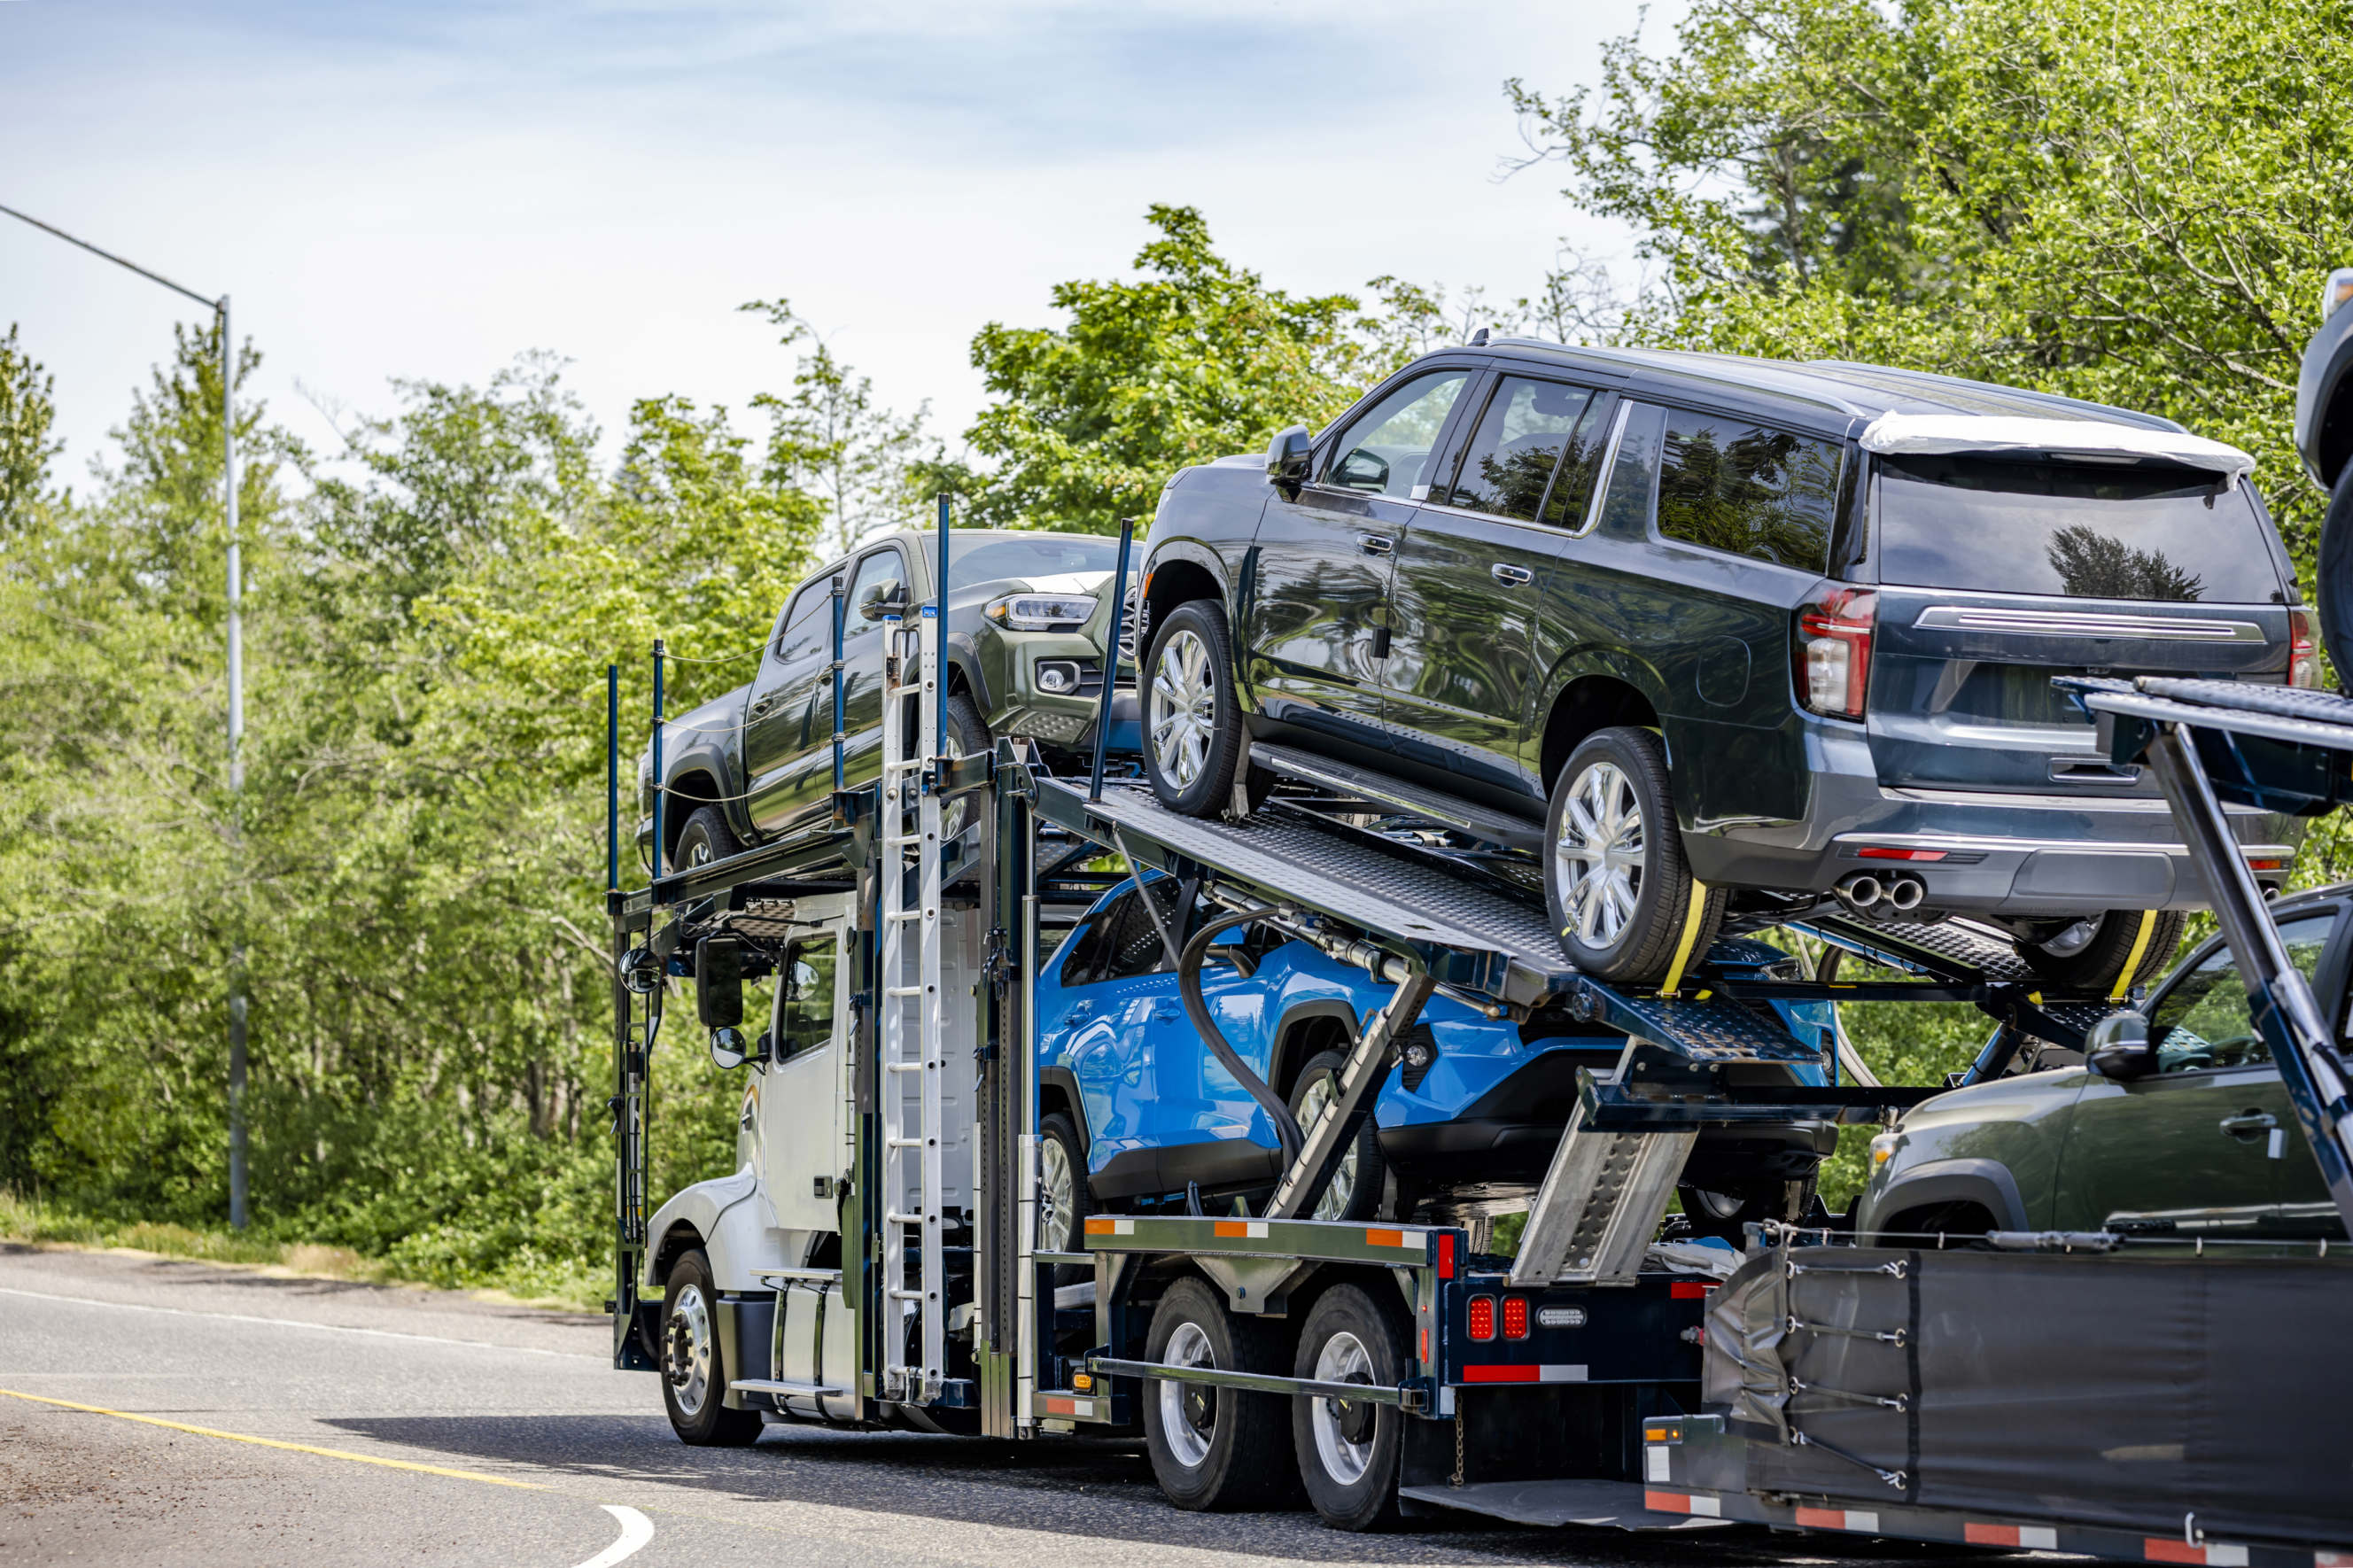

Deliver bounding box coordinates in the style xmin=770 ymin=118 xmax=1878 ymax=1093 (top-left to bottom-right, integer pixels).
xmin=1875 ymin=454 xmax=2283 ymax=603
xmin=1656 ymin=410 xmax=1842 ymax=571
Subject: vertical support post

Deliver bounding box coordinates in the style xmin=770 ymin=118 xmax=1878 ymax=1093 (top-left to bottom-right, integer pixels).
xmin=650 ymin=639 xmax=667 ymax=881
xmin=831 ymin=575 xmax=847 ymax=795
xmin=1089 ymin=516 xmax=1135 ymax=802
xmin=1014 ymin=812 xmax=1040 ymax=1431
xmin=606 ymin=664 xmax=620 ymax=895
xmin=936 ymin=493 xmax=951 ymax=765
xmin=221 ymin=294 xmax=248 ymax=1233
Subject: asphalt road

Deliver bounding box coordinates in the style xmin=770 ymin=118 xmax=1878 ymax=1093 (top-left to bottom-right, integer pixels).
xmin=0 ymin=1245 xmax=1999 ymax=1567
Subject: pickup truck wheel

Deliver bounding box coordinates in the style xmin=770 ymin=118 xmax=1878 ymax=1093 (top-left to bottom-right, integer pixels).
xmin=661 ymin=1247 xmax=763 ymax=1446
xmin=1142 ymin=1277 xmax=1297 ymax=1511
xmin=1544 ymin=727 xmax=1723 ymax=986
xmin=1287 ymin=1051 xmax=1384 ymax=1223
xmin=1143 ymin=602 xmax=1268 ymax=819
xmin=2014 ymin=910 xmax=2183 ymax=995
xmin=1292 ymin=1284 xmax=1409 ymax=1531
xmin=672 ymin=805 xmax=740 ymax=872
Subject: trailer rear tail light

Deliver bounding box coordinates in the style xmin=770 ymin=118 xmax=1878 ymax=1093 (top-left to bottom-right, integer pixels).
xmin=1467 ymin=1295 xmax=1496 ymax=1341
xmin=1537 ymin=1305 xmax=1586 ymax=1328
xmin=1795 ymin=586 xmax=1876 ymax=720
xmin=1501 ymin=1296 xmax=1529 ymax=1339
xmin=2289 ymin=609 xmax=2320 ymax=688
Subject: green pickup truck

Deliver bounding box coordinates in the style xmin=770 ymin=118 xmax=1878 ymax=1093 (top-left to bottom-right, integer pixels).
xmin=1857 ymin=888 xmax=2349 ymax=1241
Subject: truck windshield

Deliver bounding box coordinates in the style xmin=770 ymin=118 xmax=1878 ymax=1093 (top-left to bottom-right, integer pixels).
xmin=951 ymin=536 xmax=1119 ymax=582
xmin=1875 ymin=453 xmax=2281 ymax=603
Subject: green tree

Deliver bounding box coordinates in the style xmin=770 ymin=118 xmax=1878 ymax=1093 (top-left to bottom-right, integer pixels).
xmin=0 ymin=324 xmax=60 ymax=533
xmin=742 ymin=300 xmax=934 ymax=557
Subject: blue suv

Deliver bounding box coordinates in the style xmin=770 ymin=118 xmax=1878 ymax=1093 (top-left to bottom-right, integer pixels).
xmin=1033 ymin=875 xmax=1837 ymax=1246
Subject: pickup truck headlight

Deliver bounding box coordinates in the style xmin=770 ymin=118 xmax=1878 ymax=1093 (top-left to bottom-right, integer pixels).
xmin=985 ymin=593 xmax=1098 ymax=632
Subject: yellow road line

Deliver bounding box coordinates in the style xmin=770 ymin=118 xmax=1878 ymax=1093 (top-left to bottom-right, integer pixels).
xmin=0 ymin=1386 xmax=547 ymax=1490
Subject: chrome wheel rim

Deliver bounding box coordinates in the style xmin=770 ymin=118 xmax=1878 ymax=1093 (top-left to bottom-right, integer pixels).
xmin=1038 ymin=1134 xmax=1076 ymax=1254
xmin=1297 ymin=1072 xmax=1355 ymax=1223
xmin=664 ymin=1282 xmax=715 ymax=1417
xmin=2037 ymin=916 xmax=2102 ymax=959
xmin=1554 ymin=760 xmax=1645 ymax=950
xmin=1149 ymin=630 xmax=1215 ymax=790
xmin=1159 ymin=1321 xmax=1217 ymax=1468
xmin=1309 ymin=1330 xmax=1377 ymax=1485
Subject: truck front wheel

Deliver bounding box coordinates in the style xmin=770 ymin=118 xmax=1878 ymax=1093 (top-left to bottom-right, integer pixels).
xmin=661 ymin=1248 xmax=763 ymax=1447
xmin=672 ymin=805 xmax=741 ymax=872
xmin=1141 ymin=1277 xmax=1296 ymax=1511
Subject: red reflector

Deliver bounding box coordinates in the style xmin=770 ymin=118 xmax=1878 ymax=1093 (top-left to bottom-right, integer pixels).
xmin=1463 ymin=1363 xmax=1539 ymax=1383
xmin=2248 ymin=858 xmax=2283 ymax=872
xmin=1467 ymin=1295 xmax=1495 ymax=1341
xmin=1670 ymin=1281 xmax=1712 ymax=1300
xmin=1857 ymin=846 xmax=1946 ymax=862
xmin=1501 ymin=1296 xmax=1529 ymax=1339
xmin=1437 ymin=1232 xmax=1456 ymax=1278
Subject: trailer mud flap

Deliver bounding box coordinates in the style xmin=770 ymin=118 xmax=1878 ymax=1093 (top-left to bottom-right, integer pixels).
xmin=1703 ymin=1246 xmax=2353 ymax=1545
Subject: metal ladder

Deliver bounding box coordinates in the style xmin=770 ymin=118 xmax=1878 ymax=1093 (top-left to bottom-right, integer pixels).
xmin=877 ymin=605 xmax=945 ymax=1402
xmin=1506 ymin=1078 xmax=1695 ymax=1288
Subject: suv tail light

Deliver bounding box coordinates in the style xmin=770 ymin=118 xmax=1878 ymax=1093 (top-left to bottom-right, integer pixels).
xmin=2289 ymin=609 xmax=2320 ymax=689
xmin=1795 ymin=586 xmax=1878 ymax=719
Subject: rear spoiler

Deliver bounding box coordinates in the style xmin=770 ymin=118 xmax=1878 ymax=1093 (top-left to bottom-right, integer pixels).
xmin=1860 ymin=413 xmax=2255 ymax=481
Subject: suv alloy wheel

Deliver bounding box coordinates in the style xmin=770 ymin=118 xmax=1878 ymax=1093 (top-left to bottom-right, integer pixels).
xmin=1545 ymin=727 xmax=1725 ymax=985
xmin=1143 ymin=602 xmax=1270 ymax=817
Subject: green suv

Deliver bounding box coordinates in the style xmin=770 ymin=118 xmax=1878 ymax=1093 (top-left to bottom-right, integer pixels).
xmin=1856 ymin=889 xmax=2348 ymax=1240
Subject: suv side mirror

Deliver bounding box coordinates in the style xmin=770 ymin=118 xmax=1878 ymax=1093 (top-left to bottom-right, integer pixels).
xmin=696 ymin=936 xmax=745 ymax=1029
xmin=2085 ymin=1011 xmax=2156 ymax=1081
xmin=858 ymin=582 xmax=911 ymax=623
xmin=1266 ymin=424 xmax=1312 ymax=487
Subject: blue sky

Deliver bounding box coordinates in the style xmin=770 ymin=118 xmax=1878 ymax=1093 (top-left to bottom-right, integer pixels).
xmin=2 ymin=1 xmax=1677 ymax=479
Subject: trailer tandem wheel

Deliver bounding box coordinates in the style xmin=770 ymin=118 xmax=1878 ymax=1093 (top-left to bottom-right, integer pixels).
xmin=1141 ymin=1277 xmax=1298 ymax=1511
xmin=1291 ymin=1283 xmax=1411 ymax=1531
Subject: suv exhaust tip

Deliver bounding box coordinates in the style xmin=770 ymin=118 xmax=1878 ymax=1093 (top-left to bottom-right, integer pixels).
xmin=1885 ymin=875 xmax=1926 ymax=913
xmin=1837 ymin=873 xmax=1884 ymax=912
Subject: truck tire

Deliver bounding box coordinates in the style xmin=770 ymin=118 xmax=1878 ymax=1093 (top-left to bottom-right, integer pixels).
xmin=1291 ymin=1283 xmax=1409 ymax=1531
xmin=1142 ymin=602 xmax=1270 ymax=819
xmin=672 ymin=804 xmax=740 ymax=872
xmin=1142 ymin=1277 xmax=1297 ymax=1511
xmin=2014 ymin=910 xmax=2183 ymax=996
xmin=1287 ymin=1051 xmax=1384 ymax=1223
xmin=660 ymin=1247 xmax=763 ymax=1447
xmin=1544 ymin=727 xmax=1722 ymax=986
xmin=1678 ymin=1176 xmax=1814 ymax=1243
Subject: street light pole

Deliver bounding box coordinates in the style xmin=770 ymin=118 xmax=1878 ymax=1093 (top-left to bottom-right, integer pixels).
xmin=0 ymin=202 xmax=249 ymax=1229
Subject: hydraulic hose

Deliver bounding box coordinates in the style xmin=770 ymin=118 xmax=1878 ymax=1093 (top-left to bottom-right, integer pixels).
xmin=1177 ymin=905 xmax=1305 ymax=1167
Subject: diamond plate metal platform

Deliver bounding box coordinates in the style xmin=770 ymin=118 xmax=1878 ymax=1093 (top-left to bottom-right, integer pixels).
xmin=1028 ymin=776 xmax=1577 ymax=1007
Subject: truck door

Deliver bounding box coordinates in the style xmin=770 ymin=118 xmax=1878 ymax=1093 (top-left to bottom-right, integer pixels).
xmin=836 ymin=547 xmax=909 ymax=792
xmin=758 ymin=923 xmax=847 ymax=1234
xmin=2055 ymin=910 xmax=2334 ymax=1232
xmin=745 ymin=571 xmax=845 ymax=834
xmin=1248 ymin=367 xmax=1474 ymax=754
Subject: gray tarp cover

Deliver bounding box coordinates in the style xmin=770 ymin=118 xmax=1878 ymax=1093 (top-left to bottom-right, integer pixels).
xmin=1704 ymin=1246 xmax=2353 ymax=1545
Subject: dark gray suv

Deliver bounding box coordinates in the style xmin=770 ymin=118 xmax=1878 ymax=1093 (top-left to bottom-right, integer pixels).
xmin=1136 ymin=343 xmax=2309 ymax=989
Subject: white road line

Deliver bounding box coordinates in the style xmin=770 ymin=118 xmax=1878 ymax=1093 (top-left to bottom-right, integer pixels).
xmin=0 ymin=1285 xmax=604 ymax=1360
xmin=576 ymin=1505 xmax=653 ymax=1568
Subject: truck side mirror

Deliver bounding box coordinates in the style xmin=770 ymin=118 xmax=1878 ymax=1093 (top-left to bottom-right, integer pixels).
xmin=1265 ymin=424 xmax=1312 ymax=488
xmin=708 ymin=1027 xmax=750 ymax=1070
xmin=696 ymin=936 xmax=745 ymax=1029
xmin=2085 ymin=1011 xmax=2156 ymax=1081
xmin=858 ymin=583 xmax=911 ymax=623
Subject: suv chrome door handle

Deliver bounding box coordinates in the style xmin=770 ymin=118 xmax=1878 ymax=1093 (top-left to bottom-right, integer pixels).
xmin=1490 ymin=563 xmax=1534 ymax=586
xmin=1358 ymin=533 xmax=1394 ymax=557
xmin=2218 ymin=1111 xmax=2277 ymax=1137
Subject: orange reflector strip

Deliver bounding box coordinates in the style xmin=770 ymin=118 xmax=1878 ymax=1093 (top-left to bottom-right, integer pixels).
xmin=1365 ymin=1228 xmax=1405 ymax=1248
xmin=1083 ymin=1217 xmax=1114 ymax=1235
xmin=1212 ymin=1220 xmax=1248 ymax=1238
xmin=1645 ymin=1490 xmax=1689 ymax=1514
xmin=1644 ymin=1427 xmax=1670 ymax=1441
xmin=1968 ymin=1525 xmax=2022 ymax=1547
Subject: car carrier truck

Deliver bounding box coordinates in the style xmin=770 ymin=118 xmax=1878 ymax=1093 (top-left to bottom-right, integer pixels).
xmin=603 ymin=510 xmax=2353 ymax=1548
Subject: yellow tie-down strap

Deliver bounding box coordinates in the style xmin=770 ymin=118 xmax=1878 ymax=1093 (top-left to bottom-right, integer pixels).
xmin=2109 ymin=910 xmax=2159 ymax=1002
xmin=1658 ymin=881 xmax=1712 ymax=997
